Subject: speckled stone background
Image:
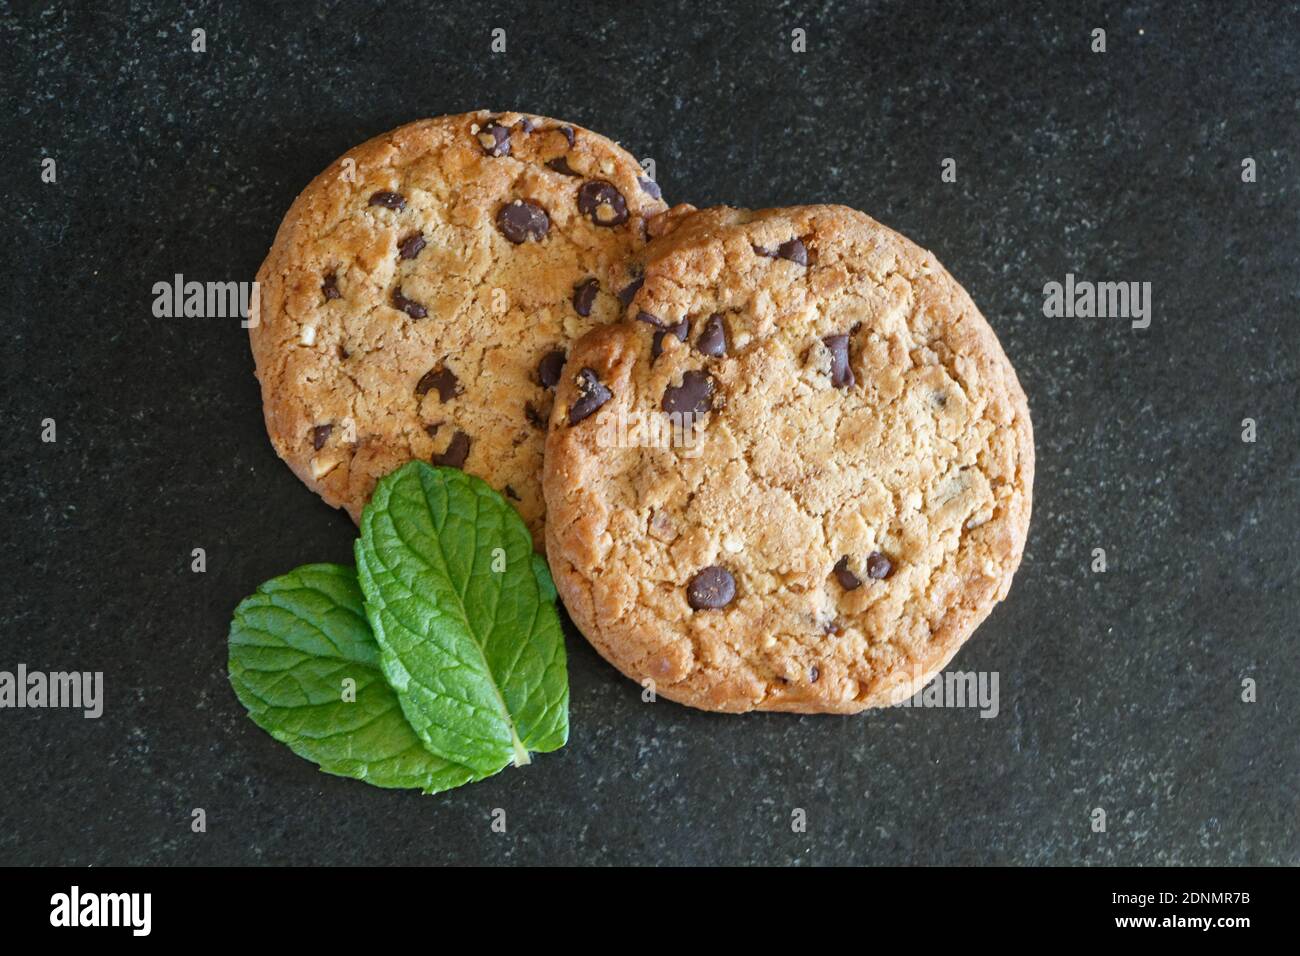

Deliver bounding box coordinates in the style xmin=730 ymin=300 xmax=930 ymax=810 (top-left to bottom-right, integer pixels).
xmin=2 ymin=0 xmax=1297 ymax=866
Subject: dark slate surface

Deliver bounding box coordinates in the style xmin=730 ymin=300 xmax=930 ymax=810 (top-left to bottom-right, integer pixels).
xmin=2 ymin=1 xmax=1296 ymax=866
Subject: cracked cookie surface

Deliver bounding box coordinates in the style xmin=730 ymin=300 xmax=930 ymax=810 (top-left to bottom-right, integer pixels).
xmin=543 ymin=205 xmax=1034 ymax=713
xmin=250 ymin=112 xmax=668 ymax=544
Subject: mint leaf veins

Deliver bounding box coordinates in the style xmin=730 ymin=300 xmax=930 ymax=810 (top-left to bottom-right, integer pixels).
xmin=355 ymin=462 xmax=569 ymax=779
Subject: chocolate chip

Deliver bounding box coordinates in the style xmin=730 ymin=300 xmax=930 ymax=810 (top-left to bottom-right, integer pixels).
xmin=652 ymin=319 xmax=689 ymax=361
xmin=477 ymin=121 xmax=511 ymax=157
xmin=515 ymin=117 xmax=536 ymax=133
xmin=432 ymin=431 xmax=471 ymax=468
xmin=687 ymin=566 xmax=735 ymax=610
xmin=754 ymin=237 xmax=807 ymax=264
xmin=424 ymin=422 xmax=442 ymax=437
xmin=369 ymin=191 xmax=406 ymax=210
xmin=311 ymin=424 xmax=332 ymax=450
xmin=496 ymin=199 xmax=550 ymax=243
xmin=832 ymin=555 xmax=861 ymax=591
xmin=322 ymin=273 xmax=341 ymax=300
xmin=865 ymin=552 xmax=894 ymax=580
xmin=524 ymin=401 xmax=547 ymax=429
xmin=637 ymin=176 xmax=662 ymax=200
xmin=538 ymin=349 xmax=566 ymax=388
xmin=662 ymin=369 xmax=714 ymax=415
xmin=504 ymin=484 xmax=521 ymax=501
xmin=569 ymin=367 xmax=612 ymax=425
xmin=777 ymin=237 xmax=808 ymax=265
xmin=398 ymin=232 xmax=426 ymax=260
xmin=577 ymin=180 xmax=629 ymax=227
xmin=337 ymin=344 xmax=350 ymax=361
xmin=809 ymin=666 xmax=820 ymax=683
xmin=617 ymin=276 xmax=644 ymax=307
xmin=572 ymin=278 xmax=598 ymax=316
xmin=416 ymin=366 xmax=461 ymax=402
xmin=546 ymin=156 xmax=582 ymax=177
xmin=559 ymin=125 xmax=575 ymax=147
xmin=695 ymin=313 xmax=729 ymax=357
xmin=823 ymin=334 xmax=854 ymax=388
xmin=635 ymin=310 xmax=665 ymax=328
xmin=392 ymin=287 xmax=427 ymax=319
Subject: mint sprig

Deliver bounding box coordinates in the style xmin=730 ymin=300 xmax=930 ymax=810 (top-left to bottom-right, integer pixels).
xmin=355 ymin=462 xmax=569 ymax=777
xmin=226 ymin=465 xmax=568 ymax=793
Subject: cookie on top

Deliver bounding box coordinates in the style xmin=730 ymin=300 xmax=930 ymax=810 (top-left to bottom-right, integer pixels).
xmin=543 ymin=205 xmax=1033 ymax=713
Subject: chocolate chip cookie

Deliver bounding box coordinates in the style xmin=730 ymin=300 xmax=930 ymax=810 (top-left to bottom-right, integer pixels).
xmin=543 ymin=205 xmax=1034 ymax=713
xmin=250 ymin=112 xmax=668 ymax=544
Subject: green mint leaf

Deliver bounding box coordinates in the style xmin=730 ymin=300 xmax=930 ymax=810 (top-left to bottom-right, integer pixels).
xmin=532 ymin=553 xmax=558 ymax=603
xmin=228 ymin=563 xmax=477 ymax=794
xmin=355 ymin=462 xmax=569 ymax=777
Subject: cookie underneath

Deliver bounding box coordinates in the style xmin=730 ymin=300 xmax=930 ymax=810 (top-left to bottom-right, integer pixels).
xmin=543 ymin=205 xmax=1034 ymax=713
xmin=250 ymin=112 xmax=668 ymax=546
